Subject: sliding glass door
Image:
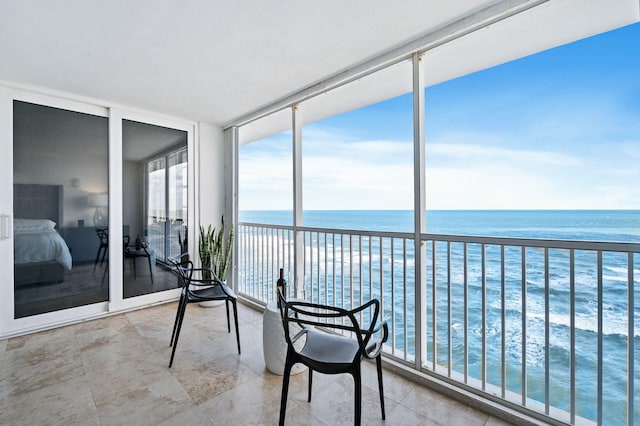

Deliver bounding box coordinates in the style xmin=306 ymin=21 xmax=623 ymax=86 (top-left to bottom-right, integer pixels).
xmin=122 ymin=119 xmax=187 ymax=298
xmin=12 ymin=100 xmax=109 ymax=318
xmin=0 ymin=90 xmax=194 ymax=335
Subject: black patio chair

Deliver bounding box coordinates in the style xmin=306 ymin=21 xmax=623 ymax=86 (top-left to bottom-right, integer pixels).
xmin=168 ymin=257 xmax=240 ymax=367
xmin=93 ymin=228 xmax=108 ymax=272
xmin=277 ymin=290 xmax=388 ymax=425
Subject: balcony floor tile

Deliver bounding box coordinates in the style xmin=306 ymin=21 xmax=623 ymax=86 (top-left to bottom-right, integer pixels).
xmin=0 ymin=301 xmax=516 ymax=425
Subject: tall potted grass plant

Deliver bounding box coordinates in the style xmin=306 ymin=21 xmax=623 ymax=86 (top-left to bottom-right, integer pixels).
xmin=198 ymin=216 xmax=234 ymax=306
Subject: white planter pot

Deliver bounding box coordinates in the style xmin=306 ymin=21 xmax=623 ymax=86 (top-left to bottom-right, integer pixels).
xmin=199 ymin=300 xmax=225 ymax=308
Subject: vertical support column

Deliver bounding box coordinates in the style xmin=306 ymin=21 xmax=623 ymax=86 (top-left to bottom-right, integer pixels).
xmin=412 ymin=52 xmax=426 ymax=371
xmin=292 ymin=105 xmax=304 ymax=299
xmin=228 ymin=126 xmax=239 ymax=290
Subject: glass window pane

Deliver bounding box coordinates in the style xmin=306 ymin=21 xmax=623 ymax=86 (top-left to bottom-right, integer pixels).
xmin=239 ymin=108 xmax=293 ymax=225
xmin=13 ymin=100 xmax=109 ymax=318
xmin=299 ymin=60 xmax=413 ymax=231
xmin=122 ymin=119 xmax=187 ymax=298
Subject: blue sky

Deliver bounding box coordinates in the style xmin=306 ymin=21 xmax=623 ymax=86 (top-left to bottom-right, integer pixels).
xmin=240 ymin=23 xmax=640 ymax=210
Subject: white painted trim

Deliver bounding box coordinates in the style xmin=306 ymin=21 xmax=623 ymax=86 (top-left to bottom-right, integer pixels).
xmin=292 ymin=105 xmax=304 ymax=299
xmin=412 ymin=52 xmax=427 ymax=372
xmin=226 ymin=126 xmax=238 ymax=290
xmin=0 ymin=79 xmax=196 ymax=126
xmin=108 ymin=107 xmax=125 ymax=311
xmin=0 ymin=87 xmax=15 ymax=334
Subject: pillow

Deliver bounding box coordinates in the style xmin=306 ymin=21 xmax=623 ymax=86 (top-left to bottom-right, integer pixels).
xmin=14 ymin=218 xmax=57 ymax=232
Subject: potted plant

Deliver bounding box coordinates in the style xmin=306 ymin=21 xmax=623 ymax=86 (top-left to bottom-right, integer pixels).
xmin=198 ymin=216 xmax=234 ymax=306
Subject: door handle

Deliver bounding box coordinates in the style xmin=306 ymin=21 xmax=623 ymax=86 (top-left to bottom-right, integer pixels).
xmin=0 ymin=213 xmax=11 ymax=240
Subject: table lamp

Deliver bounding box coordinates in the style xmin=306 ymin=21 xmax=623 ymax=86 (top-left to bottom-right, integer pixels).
xmin=88 ymin=193 xmax=108 ymax=226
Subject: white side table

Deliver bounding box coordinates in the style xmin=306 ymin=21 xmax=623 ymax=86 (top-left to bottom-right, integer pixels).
xmin=262 ymin=301 xmax=306 ymax=375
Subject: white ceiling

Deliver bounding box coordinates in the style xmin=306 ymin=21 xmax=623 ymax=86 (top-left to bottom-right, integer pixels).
xmin=0 ymin=0 xmax=527 ymax=126
xmin=1 ymin=0 xmax=638 ymax=132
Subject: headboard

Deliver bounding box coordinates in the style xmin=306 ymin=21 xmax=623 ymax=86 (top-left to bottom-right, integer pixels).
xmin=13 ymin=184 xmax=63 ymax=227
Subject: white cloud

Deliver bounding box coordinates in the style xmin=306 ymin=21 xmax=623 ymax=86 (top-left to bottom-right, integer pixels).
xmin=240 ymin=127 xmax=640 ymax=210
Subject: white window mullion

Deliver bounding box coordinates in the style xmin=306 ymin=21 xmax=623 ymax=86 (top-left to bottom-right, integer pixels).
xmin=413 ymin=52 xmax=426 ymax=370
xmin=292 ymin=105 xmax=304 ymax=299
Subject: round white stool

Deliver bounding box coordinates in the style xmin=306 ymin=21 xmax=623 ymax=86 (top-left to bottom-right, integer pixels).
xmin=262 ymin=301 xmax=306 ymax=375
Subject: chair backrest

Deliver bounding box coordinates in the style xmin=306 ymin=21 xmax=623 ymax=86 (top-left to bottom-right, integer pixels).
xmin=96 ymin=228 xmax=108 ymax=245
xmin=278 ymin=290 xmax=381 ymax=361
xmin=168 ymin=257 xmax=194 ymax=288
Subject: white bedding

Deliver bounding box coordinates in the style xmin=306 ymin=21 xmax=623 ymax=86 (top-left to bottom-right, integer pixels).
xmin=14 ymin=224 xmax=73 ymax=270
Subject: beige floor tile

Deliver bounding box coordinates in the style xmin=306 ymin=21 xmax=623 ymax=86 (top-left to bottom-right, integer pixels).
xmin=6 ymin=323 xmax=76 ymax=352
xmin=0 ymin=301 xmax=520 ymax=426
xmin=360 ymin=359 xmax=415 ymax=403
xmin=96 ymin=375 xmax=194 ymax=426
xmin=0 ymin=334 xmax=84 ymax=398
xmin=400 ymin=383 xmax=491 ymax=426
xmin=159 ymin=406 xmax=214 ymax=426
xmin=298 ymin=375 xmax=394 ymax=426
xmin=485 ymin=415 xmax=519 ymax=426
xmin=199 ymin=375 xmax=283 ymax=425
xmin=174 ymin=351 xmax=259 ymax=404
xmin=0 ymin=372 xmax=99 ymax=426
xmin=0 ymin=338 xmax=6 ymax=364
xmin=385 ymin=403 xmax=440 ymax=425
xmin=83 ymin=351 xmax=171 ymax=405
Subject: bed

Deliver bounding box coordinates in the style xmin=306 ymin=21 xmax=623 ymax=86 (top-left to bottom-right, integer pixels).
xmin=13 ymin=184 xmax=73 ymax=286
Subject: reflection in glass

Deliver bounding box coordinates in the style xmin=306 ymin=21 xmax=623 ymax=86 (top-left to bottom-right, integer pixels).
xmin=166 ymin=149 xmax=188 ymax=260
xmin=147 ymin=157 xmax=166 ymax=261
xmin=13 ymin=101 xmax=109 ymax=318
xmin=122 ymin=119 xmax=187 ymax=298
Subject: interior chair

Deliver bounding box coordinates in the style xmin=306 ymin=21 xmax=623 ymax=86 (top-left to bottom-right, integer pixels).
xmin=93 ymin=228 xmax=108 ymax=272
xmin=123 ymin=235 xmax=154 ymax=284
xmin=168 ymin=257 xmax=241 ymax=367
xmin=277 ymin=290 xmax=389 ymax=426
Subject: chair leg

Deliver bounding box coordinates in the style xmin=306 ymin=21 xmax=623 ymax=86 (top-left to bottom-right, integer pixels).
xmin=225 ymin=299 xmax=231 ymax=333
xmin=376 ymin=355 xmax=386 ymax=420
xmin=147 ymin=255 xmax=154 ymax=284
xmin=169 ymin=299 xmax=188 ymax=368
xmin=132 ymin=257 xmax=137 ymax=279
xmin=232 ymin=299 xmax=241 ymax=354
xmin=93 ymin=246 xmax=103 ymax=272
xmin=354 ymin=367 xmax=362 ymax=426
xmin=101 ymin=260 xmax=108 ymax=287
xmin=100 ymin=246 xmax=107 ymax=266
xmin=170 ymin=293 xmax=186 ymax=347
xmin=279 ymin=355 xmax=294 ymax=426
xmin=307 ymin=368 xmax=313 ymax=402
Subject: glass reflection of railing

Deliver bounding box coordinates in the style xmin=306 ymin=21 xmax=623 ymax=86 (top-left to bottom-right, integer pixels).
xmin=146 ymin=216 xmax=187 ymax=262
xmin=238 ymin=221 xmax=640 ymax=426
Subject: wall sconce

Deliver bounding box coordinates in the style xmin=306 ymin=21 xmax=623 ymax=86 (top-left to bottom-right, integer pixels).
xmin=87 ymin=193 xmax=108 ymax=226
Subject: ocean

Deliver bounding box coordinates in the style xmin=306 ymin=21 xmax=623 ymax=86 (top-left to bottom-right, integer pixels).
xmin=241 ymin=209 xmax=640 ymax=242
xmin=239 ymin=210 xmax=640 ymax=424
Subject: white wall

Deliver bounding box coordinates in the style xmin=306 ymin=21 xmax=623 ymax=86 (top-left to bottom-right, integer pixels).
xmin=122 ymin=160 xmax=143 ymax=238
xmin=197 ymin=122 xmax=225 ymax=228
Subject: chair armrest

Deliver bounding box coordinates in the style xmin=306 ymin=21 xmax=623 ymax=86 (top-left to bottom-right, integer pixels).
xmin=363 ymin=320 xmax=388 ymax=360
xmin=189 ymin=268 xmax=224 ymax=285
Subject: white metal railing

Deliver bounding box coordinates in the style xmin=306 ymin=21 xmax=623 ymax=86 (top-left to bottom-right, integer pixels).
xmin=238 ymin=222 xmax=640 ymax=425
